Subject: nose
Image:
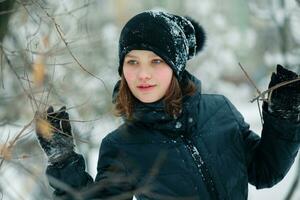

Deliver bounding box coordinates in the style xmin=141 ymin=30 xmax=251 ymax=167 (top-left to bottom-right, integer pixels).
xmin=137 ymin=65 xmax=151 ymax=81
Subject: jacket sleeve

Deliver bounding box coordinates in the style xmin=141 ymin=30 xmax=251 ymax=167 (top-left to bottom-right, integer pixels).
xmin=224 ymin=97 xmax=300 ymax=189
xmin=46 ymin=137 xmax=135 ymax=199
xmin=81 ymin=137 xmax=135 ymax=199
xmin=46 ymin=153 xmax=93 ymax=199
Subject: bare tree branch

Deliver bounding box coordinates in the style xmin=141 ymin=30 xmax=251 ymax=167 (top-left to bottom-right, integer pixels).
xmin=53 ymin=1 xmax=93 ymax=17
xmin=251 ymin=77 xmax=300 ymax=103
xmin=238 ymin=62 xmax=261 ymax=95
xmin=32 ymin=0 xmax=111 ymax=95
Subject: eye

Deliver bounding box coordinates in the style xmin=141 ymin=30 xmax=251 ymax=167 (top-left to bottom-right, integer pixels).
xmin=126 ymin=60 xmax=138 ymax=65
xmin=152 ymin=59 xmax=164 ymax=64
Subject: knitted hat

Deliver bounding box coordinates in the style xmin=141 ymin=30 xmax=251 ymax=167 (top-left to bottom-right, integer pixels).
xmin=118 ymin=10 xmax=206 ymax=81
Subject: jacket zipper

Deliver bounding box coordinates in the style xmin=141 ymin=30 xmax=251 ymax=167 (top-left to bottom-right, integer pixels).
xmin=180 ymin=135 xmax=219 ymax=200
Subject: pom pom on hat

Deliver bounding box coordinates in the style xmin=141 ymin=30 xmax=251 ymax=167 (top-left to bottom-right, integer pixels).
xmin=185 ymin=16 xmax=206 ymax=55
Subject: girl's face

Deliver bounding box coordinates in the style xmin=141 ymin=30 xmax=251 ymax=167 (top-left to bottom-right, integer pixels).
xmin=123 ymin=50 xmax=173 ymax=103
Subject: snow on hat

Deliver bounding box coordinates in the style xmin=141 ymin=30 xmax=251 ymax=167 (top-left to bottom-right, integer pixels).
xmin=118 ymin=10 xmax=206 ymax=80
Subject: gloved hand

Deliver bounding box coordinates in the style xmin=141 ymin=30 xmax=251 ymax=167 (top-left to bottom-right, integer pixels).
xmin=266 ymin=64 xmax=300 ymax=123
xmin=35 ymin=106 xmax=75 ymax=164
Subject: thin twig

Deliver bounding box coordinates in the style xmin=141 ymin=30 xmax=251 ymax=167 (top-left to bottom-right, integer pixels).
xmin=35 ymin=111 xmax=90 ymax=144
xmin=53 ymin=2 xmax=93 ymax=17
xmin=238 ymin=63 xmax=264 ymax=125
xmin=250 ymin=77 xmax=300 ymax=103
xmin=33 ymin=0 xmax=110 ymax=95
xmin=1 ymin=47 xmax=37 ymax=109
xmin=5 ymin=159 xmax=52 ymax=199
xmin=238 ymin=62 xmax=261 ymax=95
xmin=8 ymin=118 xmax=34 ymax=150
xmin=25 ymin=69 xmax=39 ymax=112
xmin=0 ymin=135 xmax=10 ymax=167
xmin=79 ymin=151 xmax=168 ymax=200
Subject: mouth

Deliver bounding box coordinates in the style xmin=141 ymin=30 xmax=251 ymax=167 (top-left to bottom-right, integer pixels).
xmin=137 ymin=84 xmax=156 ymax=91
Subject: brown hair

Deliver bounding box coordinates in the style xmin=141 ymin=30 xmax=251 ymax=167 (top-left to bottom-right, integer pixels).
xmin=114 ymin=74 xmax=196 ymax=120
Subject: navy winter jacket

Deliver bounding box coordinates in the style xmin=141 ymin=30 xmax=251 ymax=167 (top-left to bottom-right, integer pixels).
xmin=46 ymin=74 xmax=300 ymax=200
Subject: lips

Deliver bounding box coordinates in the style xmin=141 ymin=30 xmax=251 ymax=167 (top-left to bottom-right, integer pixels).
xmin=137 ymin=84 xmax=156 ymax=91
xmin=137 ymin=84 xmax=155 ymax=88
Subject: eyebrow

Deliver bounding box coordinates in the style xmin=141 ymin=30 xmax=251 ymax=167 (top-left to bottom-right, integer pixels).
xmin=125 ymin=54 xmax=137 ymax=58
xmin=125 ymin=53 xmax=161 ymax=58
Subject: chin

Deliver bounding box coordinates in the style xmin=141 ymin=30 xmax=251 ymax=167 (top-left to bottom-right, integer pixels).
xmin=139 ymin=99 xmax=157 ymax=103
xmin=137 ymin=96 xmax=160 ymax=103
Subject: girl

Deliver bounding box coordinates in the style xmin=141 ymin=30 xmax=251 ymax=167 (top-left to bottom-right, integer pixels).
xmin=36 ymin=10 xmax=300 ymax=200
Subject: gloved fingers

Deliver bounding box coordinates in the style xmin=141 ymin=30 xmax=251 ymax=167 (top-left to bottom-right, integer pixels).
xmin=54 ymin=106 xmax=67 ymax=124
xmin=51 ymin=106 xmax=73 ymax=138
xmin=56 ymin=106 xmax=72 ymax=136
xmin=46 ymin=106 xmax=54 ymax=116
xmin=61 ymin=112 xmax=72 ymax=136
xmin=268 ymin=72 xmax=278 ymax=88
xmin=57 ymin=106 xmax=66 ymax=115
xmin=46 ymin=106 xmax=57 ymax=123
xmin=45 ymin=106 xmax=64 ymax=134
xmin=275 ymin=64 xmax=300 ymax=89
xmin=276 ymin=64 xmax=298 ymax=82
xmin=269 ymin=65 xmax=300 ymax=90
xmin=47 ymin=105 xmax=63 ymax=121
xmin=43 ymin=106 xmax=73 ymax=137
xmin=47 ymin=105 xmax=65 ymax=119
xmin=54 ymin=106 xmax=67 ymax=122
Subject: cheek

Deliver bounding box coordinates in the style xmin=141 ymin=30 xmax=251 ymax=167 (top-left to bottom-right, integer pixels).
xmin=158 ymin=67 xmax=173 ymax=86
xmin=123 ymin=67 xmax=135 ymax=83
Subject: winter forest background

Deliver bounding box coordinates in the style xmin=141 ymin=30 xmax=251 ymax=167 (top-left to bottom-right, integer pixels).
xmin=0 ymin=0 xmax=300 ymax=199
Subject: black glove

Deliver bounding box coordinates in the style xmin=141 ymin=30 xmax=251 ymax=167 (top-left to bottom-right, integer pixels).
xmin=35 ymin=106 xmax=75 ymax=164
xmin=266 ymin=64 xmax=300 ymax=123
